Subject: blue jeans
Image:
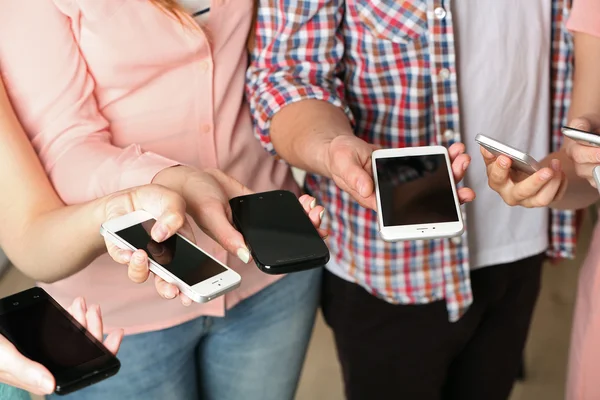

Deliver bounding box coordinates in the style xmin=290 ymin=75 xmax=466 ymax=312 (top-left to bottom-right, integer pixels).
xmin=48 ymin=268 xmax=320 ymax=400
xmin=0 ymin=384 xmax=29 ymax=400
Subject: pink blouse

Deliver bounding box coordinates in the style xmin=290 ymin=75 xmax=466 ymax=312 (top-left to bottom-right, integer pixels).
xmin=567 ymin=0 xmax=600 ymax=37
xmin=0 ymin=0 xmax=298 ymax=334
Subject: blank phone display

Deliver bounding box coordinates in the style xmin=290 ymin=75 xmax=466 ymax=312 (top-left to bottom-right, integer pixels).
xmin=116 ymin=219 xmax=227 ymax=285
xmin=375 ymin=154 xmax=459 ymax=227
xmin=0 ymin=300 xmax=104 ymax=372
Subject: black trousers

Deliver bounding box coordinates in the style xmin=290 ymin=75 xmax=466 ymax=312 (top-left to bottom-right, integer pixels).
xmin=321 ymin=254 xmax=544 ymax=400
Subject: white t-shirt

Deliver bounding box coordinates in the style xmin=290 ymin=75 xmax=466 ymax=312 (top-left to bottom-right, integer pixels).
xmin=453 ymin=0 xmax=551 ymax=269
xmin=178 ymin=0 xmax=211 ymax=23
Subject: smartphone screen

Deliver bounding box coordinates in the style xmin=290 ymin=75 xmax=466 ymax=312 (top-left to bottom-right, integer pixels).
xmin=230 ymin=190 xmax=329 ymax=269
xmin=0 ymin=288 xmax=119 ymax=392
xmin=115 ymin=219 xmax=227 ymax=285
xmin=375 ymin=154 xmax=459 ymax=227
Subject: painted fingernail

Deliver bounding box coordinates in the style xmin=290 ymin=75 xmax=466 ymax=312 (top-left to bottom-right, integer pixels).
xmin=310 ymin=198 xmax=317 ymax=209
xmin=319 ymin=210 xmax=325 ymax=220
xmin=152 ymin=223 xmax=169 ymax=242
xmin=237 ymin=247 xmax=251 ymax=264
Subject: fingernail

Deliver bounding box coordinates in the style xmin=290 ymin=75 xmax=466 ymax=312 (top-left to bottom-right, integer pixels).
xmin=462 ymin=162 xmax=468 ymax=171
xmin=310 ymin=199 xmax=317 ymax=209
xmin=498 ymin=158 xmax=508 ymax=168
xmin=551 ymin=160 xmax=561 ymax=172
xmin=319 ymin=210 xmax=325 ymax=220
xmin=540 ymin=171 xmax=552 ymax=181
xmin=237 ymin=247 xmax=251 ymax=264
xmin=357 ymin=182 xmax=365 ymax=197
xmin=152 ymin=223 xmax=169 ymax=242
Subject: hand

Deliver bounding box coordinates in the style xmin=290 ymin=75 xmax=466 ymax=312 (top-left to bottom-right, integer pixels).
xmin=563 ymin=114 xmax=600 ymax=187
xmin=324 ymin=136 xmax=475 ymax=210
xmin=0 ymin=297 xmax=123 ymax=395
xmin=102 ymin=184 xmax=197 ymax=306
xmin=481 ymin=147 xmax=567 ymax=207
xmin=152 ymin=167 xmax=326 ymax=288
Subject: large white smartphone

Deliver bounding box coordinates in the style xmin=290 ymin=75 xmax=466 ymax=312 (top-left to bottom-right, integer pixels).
xmin=372 ymin=146 xmax=464 ymax=242
xmin=475 ymin=134 xmax=541 ymax=175
xmin=562 ymin=126 xmax=600 ymax=147
xmin=100 ymin=210 xmax=241 ymax=303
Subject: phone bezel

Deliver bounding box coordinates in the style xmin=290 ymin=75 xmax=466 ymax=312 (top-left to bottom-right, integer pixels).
xmin=100 ymin=210 xmax=241 ymax=302
xmin=229 ymin=190 xmax=330 ymax=274
xmin=371 ymin=146 xmax=464 ymax=242
xmin=0 ymin=287 xmax=120 ymax=395
xmin=475 ymin=134 xmax=541 ymax=175
xmin=561 ymin=126 xmax=600 ymax=147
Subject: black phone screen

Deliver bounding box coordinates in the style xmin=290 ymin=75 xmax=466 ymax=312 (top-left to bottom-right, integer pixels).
xmin=0 ymin=292 xmax=107 ymax=373
xmin=375 ymin=154 xmax=459 ymax=227
xmin=230 ymin=190 xmax=329 ymax=268
xmin=115 ymin=219 xmax=227 ymax=285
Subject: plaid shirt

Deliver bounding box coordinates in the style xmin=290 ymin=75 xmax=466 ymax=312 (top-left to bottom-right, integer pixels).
xmin=246 ymin=0 xmax=577 ymax=321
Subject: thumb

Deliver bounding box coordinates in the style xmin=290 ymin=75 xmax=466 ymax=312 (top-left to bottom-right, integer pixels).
xmin=570 ymin=117 xmax=593 ymax=132
xmin=198 ymin=201 xmax=251 ymax=264
xmin=338 ymin=151 xmax=374 ymax=198
xmin=0 ymin=338 xmax=55 ymax=394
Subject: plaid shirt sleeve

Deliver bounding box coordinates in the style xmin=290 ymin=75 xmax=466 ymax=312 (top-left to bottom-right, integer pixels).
xmin=246 ymin=0 xmax=352 ymax=155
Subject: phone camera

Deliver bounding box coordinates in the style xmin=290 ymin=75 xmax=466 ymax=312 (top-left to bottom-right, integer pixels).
xmin=259 ymin=196 xmax=263 ymax=199
xmin=12 ymin=302 xmax=19 ymax=306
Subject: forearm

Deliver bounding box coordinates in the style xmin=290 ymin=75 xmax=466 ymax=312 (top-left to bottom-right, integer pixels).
xmin=6 ymin=198 xmax=107 ymax=283
xmin=270 ymin=100 xmax=353 ymax=177
xmin=549 ymin=32 xmax=600 ymax=209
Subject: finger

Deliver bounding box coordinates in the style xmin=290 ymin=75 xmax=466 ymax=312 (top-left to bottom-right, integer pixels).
xmin=308 ymin=205 xmax=325 ymax=229
xmin=154 ymin=274 xmax=179 ymax=300
xmin=448 ymin=142 xmax=466 ymax=160
xmin=195 ymin=201 xmax=251 ymax=264
xmin=103 ymin=329 xmax=124 ymax=355
xmin=69 ymin=297 xmax=88 ymax=329
xmin=298 ymin=194 xmax=317 ymax=212
xmin=569 ymin=145 xmax=600 ymax=164
xmin=105 ymin=240 xmax=133 ymax=265
xmin=457 ymin=187 xmax=476 ymax=204
xmin=151 ymin=206 xmax=187 ymax=243
xmin=569 ymin=117 xmax=593 ymax=132
xmin=0 ymin=348 xmax=55 ymax=395
xmin=487 ymin=156 xmax=512 ymax=189
xmin=180 ymin=294 xmax=193 ymax=307
xmin=510 ymin=167 xmax=555 ymax=203
xmin=127 ymin=250 xmax=151 ymax=284
xmin=451 ymin=153 xmax=471 ymax=182
xmin=317 ymin=228 xmax=328 ymax=239
xmin=334 ymin=148 xmax=375 ymax=199
xmin=85 ymin=304 xmax=103 ymax=342
xmin=480 ymin=147 xmax=498 ymax=168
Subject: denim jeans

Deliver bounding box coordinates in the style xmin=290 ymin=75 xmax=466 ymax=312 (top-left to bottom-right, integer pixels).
xmin=0 ymin=384 xmax=29 ymax=400
xmin=48 ymin=268 xmax=321 ymax=400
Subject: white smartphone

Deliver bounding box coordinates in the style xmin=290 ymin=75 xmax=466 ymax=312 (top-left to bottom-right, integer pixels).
xmin=475 ymin=134 xmax=541 ymax=175
xmin=371 ymin=146 xmax=464 ymax=242
xmin=100 ymin=210 xmax=241 ymax=303
xmin=562 ymin=126 xmax=600 ymax=147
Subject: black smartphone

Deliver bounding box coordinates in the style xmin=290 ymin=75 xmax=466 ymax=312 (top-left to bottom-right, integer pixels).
xmin=0 ymin=288 xmax=120 ymax=395
xmin=229 ymin=190 xmax=330 ymax=274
